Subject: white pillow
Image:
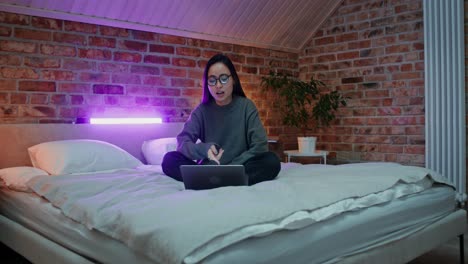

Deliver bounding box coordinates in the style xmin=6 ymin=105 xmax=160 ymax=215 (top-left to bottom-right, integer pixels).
xmin=0 ymin=166 xmax=49 ymax=192
xmin=142 ymin=137 xmax=177 ymax=165
xmin=28 ymin=139 xmax=143 ymax=175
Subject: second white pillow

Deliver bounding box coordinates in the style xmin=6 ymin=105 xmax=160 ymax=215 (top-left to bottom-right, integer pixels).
xmin=141 ymin=137 xmax=177 ymax=165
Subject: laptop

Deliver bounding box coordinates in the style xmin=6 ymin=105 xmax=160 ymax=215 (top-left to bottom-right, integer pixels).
xmin=180 ymin=165 xmax=248 ymax=190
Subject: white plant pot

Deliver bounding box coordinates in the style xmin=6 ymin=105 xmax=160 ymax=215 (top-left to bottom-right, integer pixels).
xmin=297 ymin=137 xmax=317 ymax=153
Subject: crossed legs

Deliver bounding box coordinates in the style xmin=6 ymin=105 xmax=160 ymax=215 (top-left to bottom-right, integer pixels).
xmin=161 ymin=151 xmax=281 ymax=185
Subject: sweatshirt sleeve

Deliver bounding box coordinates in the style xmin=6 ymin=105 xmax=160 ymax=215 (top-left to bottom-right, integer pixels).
xmin=176 ymin=108 xmax=215 ymax=161
xmin=230 ymin=101 xmax=268 ymax=165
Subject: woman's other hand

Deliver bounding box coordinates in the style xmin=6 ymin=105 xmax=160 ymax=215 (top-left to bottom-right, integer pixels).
xmin=207 ymin=145 xmax=224 ymax=164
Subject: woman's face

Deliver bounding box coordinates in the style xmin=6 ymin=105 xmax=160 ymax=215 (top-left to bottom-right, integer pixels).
xmin=207 ymin=62 xmax=233 ymax=106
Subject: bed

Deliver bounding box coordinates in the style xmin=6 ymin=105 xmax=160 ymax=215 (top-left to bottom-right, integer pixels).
xmin=0 ymin=123 xmax=466 ymax=264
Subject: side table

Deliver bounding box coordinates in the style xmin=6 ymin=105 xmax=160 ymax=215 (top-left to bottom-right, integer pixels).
xmin=283 ymin=150 xmax=329 ymax=164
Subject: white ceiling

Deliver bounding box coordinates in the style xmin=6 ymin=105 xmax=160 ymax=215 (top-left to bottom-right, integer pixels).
xmin=0 ymin=0 xmax=343 ymax=52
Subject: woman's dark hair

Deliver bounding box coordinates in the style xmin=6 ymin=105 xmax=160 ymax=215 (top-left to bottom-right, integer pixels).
xmin=201 ymin=53 xmax=246 ymax=104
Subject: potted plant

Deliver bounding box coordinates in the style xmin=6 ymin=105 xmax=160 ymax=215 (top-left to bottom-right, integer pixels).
xmin=261 ymin=71 xmax=347 ymax=153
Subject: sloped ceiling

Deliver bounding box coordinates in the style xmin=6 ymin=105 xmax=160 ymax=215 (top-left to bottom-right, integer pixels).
xmin=0 ymin=0 xmax=343 ymax=52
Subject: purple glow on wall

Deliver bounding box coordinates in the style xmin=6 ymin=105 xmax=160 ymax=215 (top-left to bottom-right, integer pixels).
xmin=90 ymin=118 xmax=162 ymax=124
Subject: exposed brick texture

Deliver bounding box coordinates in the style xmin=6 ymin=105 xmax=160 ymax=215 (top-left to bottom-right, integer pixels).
xmin=0 ymin=11 xmax=297 ymax=131
xmin=0 ymin=0 xmax=466 ymax=167
xmin=297 ymin=0 xmax=427 ymax=166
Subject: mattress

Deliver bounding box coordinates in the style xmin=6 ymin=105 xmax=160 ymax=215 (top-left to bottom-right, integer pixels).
xmin=0 ymin=183 xmax=456 ymax=264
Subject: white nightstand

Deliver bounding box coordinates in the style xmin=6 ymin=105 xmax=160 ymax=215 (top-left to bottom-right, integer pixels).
xmin=283 ymin=150 xmax=329 ymax=164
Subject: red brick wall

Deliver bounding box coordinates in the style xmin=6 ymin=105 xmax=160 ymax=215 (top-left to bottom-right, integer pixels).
xmin=298 ymin=0 xmax=425 ymax=165
xmin=0 ymin=11 xmax=297 ymax=128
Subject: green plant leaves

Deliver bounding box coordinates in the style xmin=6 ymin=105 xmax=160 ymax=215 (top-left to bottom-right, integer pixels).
xmin=261 ymin=71 xmax=348 ymax=135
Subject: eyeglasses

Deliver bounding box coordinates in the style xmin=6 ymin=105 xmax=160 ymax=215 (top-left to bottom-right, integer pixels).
xmin=207 ymin=74 xmax=231 ymax=86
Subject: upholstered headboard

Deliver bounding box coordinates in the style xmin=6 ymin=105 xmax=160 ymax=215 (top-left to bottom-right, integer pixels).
xmin=0 ymin=123 xmax=185 ymax=168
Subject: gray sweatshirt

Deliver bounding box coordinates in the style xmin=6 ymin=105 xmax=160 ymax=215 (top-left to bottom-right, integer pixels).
xmin=177 ymin=96 xmax=268 ymax=165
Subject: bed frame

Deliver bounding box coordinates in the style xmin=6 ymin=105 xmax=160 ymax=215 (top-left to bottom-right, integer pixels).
xmin=0 ymin=123 xmax=466 ymax=264
xmin=0 ymin=123 xmax=185 ymax=167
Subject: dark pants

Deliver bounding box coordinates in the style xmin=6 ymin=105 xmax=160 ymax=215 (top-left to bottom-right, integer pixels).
xmin=161 ymin=151 xmax=281 ymax=185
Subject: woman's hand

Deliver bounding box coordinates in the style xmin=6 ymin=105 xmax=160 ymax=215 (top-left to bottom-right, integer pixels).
xmin=207 ymin=145 xmax=224 ymax=164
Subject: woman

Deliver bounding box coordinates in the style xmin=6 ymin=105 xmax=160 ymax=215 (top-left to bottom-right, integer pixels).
xmin=162 ymin=53 xmax=281 ymax=185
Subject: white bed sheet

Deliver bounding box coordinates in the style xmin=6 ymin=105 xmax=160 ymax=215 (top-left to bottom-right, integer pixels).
xmin=0 ymin=184 xmax=456 ymax=264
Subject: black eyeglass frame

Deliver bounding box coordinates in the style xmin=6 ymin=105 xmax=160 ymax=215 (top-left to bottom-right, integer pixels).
xmin=207 ymin=74 xmax=232 ymax=86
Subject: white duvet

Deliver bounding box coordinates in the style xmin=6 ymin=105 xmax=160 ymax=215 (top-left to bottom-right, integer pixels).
xmin=26 ymin=162 xmax=453 ymax=264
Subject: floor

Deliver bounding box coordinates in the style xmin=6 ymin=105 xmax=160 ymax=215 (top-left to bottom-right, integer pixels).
xmin=1 ymin=234 xmax=467 ymax=264
xmin=1 ymin=242 xmax=31 ymax=264
xmin=407 ymin=233 xmax=467 ymax=264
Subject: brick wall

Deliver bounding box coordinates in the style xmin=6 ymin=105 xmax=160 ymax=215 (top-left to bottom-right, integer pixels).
xmin=298 ymin=0 xmax=425 ymax=166
xmin=0 ymin=11 xmax=297 ymax=129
